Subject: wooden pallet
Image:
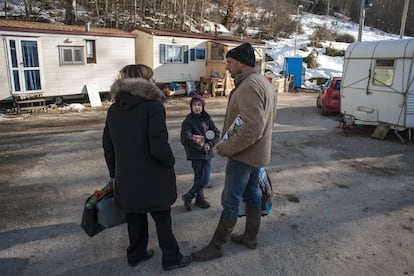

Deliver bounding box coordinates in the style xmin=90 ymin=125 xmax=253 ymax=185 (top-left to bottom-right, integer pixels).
xmin=13 ymin=96 xmax=47 ymax=113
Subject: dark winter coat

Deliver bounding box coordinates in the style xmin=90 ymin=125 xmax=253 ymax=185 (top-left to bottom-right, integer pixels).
xmin=103 ymin=78 xmax=176 ymax=213
xmin=180 ymin=110 xmax=220 ymax=160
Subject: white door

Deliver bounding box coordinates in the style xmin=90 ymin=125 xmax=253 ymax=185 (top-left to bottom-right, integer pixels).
xmin=5 ymin=37 xmax=44 ymax=94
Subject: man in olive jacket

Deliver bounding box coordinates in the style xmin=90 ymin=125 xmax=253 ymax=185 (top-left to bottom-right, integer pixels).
xmin=192 ymin=43 xmax=277 ymax=261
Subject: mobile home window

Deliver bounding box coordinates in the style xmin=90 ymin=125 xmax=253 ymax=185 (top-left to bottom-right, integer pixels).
xmin=190 ymin=48 xmax=206 ymax=61
xmin=160 ymin=44 xmax=189 ymax=64
xmin=210 ymin=43 xmax=225 ymax=60
xmin=59 ymin=46 xmax=84 ymax=65
xmin=86 ymin=40 xmax=96 ymax=64
xmin=373 ymin=59 xmax=394 ymax=86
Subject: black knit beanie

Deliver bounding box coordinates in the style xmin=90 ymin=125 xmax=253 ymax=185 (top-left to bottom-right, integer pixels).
xmin=226 ymin=42 xmax=255 ymax=67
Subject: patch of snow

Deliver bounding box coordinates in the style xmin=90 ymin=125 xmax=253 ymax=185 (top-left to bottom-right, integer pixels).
xmin=59 ymin=103 xmax=85 ymax=112
xmin=0 ymin=114 xmax=24 ymax=121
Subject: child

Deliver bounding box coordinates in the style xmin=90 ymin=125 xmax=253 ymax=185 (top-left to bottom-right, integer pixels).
xmin=181 ymin=94 xmax=220 ymax=211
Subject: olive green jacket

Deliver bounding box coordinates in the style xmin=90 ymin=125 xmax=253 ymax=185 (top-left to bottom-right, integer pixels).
xmin=220 ymin=69 xmax=277 ymax=168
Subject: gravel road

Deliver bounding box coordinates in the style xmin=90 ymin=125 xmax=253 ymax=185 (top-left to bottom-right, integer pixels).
xmin=0 ymin=93 xmax=413 ymax=276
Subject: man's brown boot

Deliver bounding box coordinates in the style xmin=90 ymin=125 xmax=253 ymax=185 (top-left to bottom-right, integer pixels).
xmin=231 ymin=208 xmax=261 ymax=249
xmin=192 ymin=217 xmax=236 ymax=261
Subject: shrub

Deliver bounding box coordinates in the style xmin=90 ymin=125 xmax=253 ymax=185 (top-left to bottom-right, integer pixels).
xmin=325 ymin=47 xmax=345 ymax=57
xmin=335 ymin=33 xmax=355 ymax=43
xmin=309 ymin=41 xmax=323 ymax=48
xmin=309 ymin=77 xmax=329 ymax=85
xmin=265 ymin=54 xmax=274 ymax=62
xmin=303 ymin=50 xmax=319 ymax=68
xmin=310 ymin=25 xmax=335 ymax=42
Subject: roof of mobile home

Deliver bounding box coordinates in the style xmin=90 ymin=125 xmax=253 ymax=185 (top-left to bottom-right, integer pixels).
xmin=132 ymin=26 xmax=266 ymax=46
xmin=345 ymin=39 xmax=414 ymax=58
xmin=0 ymin=19 xmax=136 ymax=38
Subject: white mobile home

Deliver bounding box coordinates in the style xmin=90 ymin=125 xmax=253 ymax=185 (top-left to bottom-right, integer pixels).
xmin=132 ymin=27 xmax=209 ymax=84
xmin=341 ymin=39 xmax=414 ymax=130
xmin=132 ymin=27 xmax=265 ymax=95
xmin=0 ymin=20 xmax=136 ymax=103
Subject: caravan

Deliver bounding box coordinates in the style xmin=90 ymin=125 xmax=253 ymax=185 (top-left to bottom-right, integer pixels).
xmin=0 ymin=20 xmax=136 ymax=106
xmin=341 ymin=39 xmax=414 ymax=131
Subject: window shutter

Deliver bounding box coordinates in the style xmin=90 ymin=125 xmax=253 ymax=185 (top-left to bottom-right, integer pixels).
xmin=190 ymin=49 xmax=195 ymax=61
xmin=160 ymin=44 xmax=166 ymax=64
xmin=184 ymin=45 xmax=189 ymax=64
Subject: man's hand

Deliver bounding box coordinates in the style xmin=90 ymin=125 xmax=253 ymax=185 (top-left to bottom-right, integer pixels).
xmin=216 ymin=143 xmax=226 ymax=157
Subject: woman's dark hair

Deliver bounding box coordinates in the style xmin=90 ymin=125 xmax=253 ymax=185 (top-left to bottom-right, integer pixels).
xmin=119 ymin=64 xmax=154 ymax=80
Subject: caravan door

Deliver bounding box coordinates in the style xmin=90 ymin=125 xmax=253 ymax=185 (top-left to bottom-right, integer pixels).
xmin=5 ymin=37 xmax=44 ymax=95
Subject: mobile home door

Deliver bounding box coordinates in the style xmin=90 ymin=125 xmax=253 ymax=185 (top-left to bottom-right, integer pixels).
xmin=4 ymin=37 xmax=44 ymax=95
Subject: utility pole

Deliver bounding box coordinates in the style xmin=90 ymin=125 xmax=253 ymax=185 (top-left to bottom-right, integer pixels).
xmin=400 ymin=0 xmax=410 ymax=39
xmin=294 ymin=5 xmax=304 ymax=56
xmin=358 ymin=0 xmax=374 ymax=41
xmin=357 ymin=0 xmax=365 ymax=41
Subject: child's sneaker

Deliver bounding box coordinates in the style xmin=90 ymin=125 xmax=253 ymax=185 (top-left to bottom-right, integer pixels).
xmin=195 ymin=197 xmax=211 ymax=208
xmin=181 ymin=193 xmax=193 ymax=211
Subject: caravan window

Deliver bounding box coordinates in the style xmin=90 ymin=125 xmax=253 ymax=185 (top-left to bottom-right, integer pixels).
xmin=210 ymin=43 xmax=225 ymax=61
xmin=86 ymin=40 xmax=96 ymax=64
xmin=373 ymin=59 xmax=394 ymax=86
xmin=190 ymin=48 xmax=206 ymax=61
xmin=59 ymin=46 xmax=84 ymax=65
xmin=166 ymin=45 xmax=183 ymax=63
xmin=159 ymin=44 xmax=189 ymax=64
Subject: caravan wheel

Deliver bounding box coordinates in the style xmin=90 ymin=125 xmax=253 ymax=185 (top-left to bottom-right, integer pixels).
xmin=55 ymin=97 xmax=64 ymax=106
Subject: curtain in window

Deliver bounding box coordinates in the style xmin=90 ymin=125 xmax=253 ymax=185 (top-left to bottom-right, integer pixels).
xmin=9 ymin=40 xmax=21 ymax=91
xmin=21 ymin=41 xmax=41 ymax=91
xmin=169 ymin=46 xmax=182 ymax=62
xmin=160 ymin=44 xmax=189 ymax=63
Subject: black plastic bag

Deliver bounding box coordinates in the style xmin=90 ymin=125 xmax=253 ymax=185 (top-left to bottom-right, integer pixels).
xmin=80 ymin=194 xmax=105 ymax=237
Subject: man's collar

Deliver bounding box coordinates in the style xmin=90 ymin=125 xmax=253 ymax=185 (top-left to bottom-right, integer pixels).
xmin=234 ymin=67 xmax=256 ymax=86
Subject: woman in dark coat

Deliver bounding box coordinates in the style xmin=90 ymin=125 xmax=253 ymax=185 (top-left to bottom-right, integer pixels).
xmin=103 ymin=64 xmax=191 ymax=271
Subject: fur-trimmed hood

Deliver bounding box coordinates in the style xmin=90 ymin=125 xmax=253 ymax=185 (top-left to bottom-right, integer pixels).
xmin=110 ymin=78 xmax=165 ymax=109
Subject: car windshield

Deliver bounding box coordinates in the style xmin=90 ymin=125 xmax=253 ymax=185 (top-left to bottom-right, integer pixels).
xmin=323 ymin=80 xmax=331 ymax=88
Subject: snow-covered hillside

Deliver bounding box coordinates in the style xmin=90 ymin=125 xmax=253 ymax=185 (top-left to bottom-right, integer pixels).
xmin=263 ymin=13 xmax=409 ymax=87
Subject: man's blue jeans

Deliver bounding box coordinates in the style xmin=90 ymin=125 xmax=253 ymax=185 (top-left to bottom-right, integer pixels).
xmin=221 ymin=159 xmax=261 ymax=221
xmin=189 ymin=159 xmax=211 ymax=198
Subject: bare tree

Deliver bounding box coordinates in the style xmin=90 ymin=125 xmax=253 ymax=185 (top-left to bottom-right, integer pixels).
xmin=24 ymin=0 xmax=33 ymax=20
xmin=64 ymin=0 xmax=76 ymax=25
xmin=7 ymin=0 xmax=412 ymax=37
xmin=222 ymin=0 xmax=237 ymax=30
xmin=4 ymin=0 xmax=8 ymax=19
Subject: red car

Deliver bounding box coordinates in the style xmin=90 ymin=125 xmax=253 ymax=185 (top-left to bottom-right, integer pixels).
xmin=316 ymin=77 xmax=341 ymax=115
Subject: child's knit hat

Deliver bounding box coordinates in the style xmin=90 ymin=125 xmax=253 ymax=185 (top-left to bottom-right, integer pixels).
xmin=190 ymin=94 xmax=206 ymax=112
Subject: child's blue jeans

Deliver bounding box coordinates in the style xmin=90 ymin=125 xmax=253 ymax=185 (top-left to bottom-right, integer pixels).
xmin=189 ymin=159 xmax=211 ymax=198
